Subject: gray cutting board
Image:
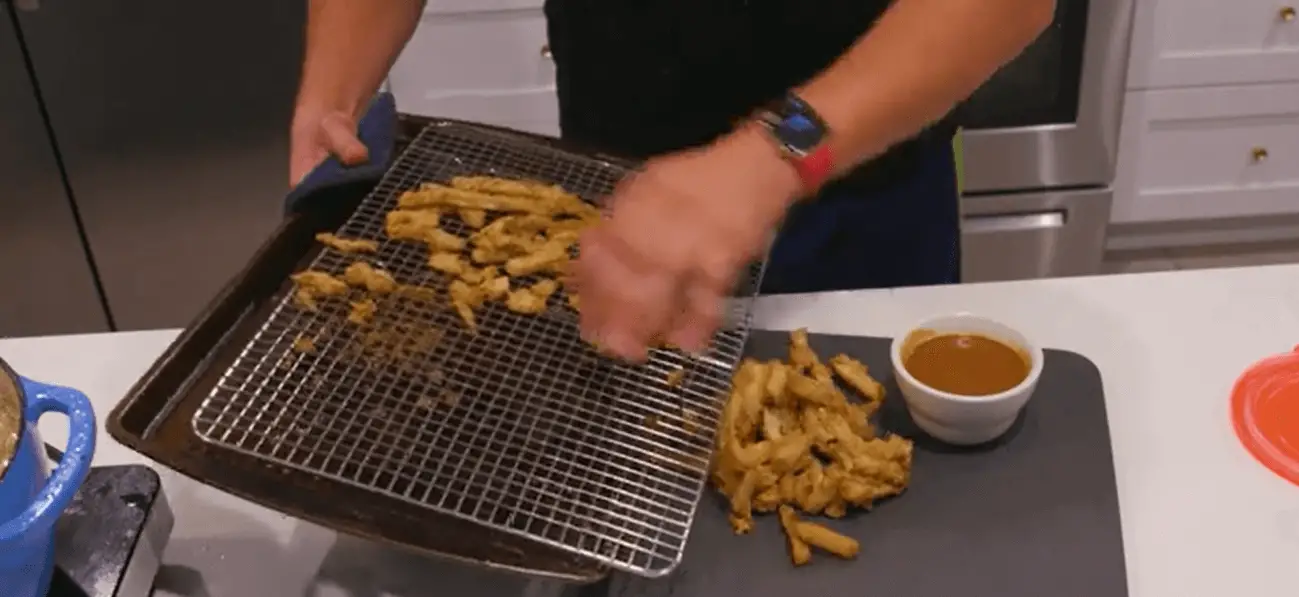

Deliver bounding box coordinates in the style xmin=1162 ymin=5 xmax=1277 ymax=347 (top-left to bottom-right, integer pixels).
xmin=606 ymin=330 xmax=1128 ymax=597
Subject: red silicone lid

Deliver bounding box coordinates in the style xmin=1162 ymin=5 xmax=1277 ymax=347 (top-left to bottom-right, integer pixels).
xmin=1231 ymin=346 xmax=1299 ymax=487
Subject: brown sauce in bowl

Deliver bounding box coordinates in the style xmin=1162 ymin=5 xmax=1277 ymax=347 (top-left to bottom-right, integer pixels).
xmin=904 ymin=333 xmax=1030 ymax=397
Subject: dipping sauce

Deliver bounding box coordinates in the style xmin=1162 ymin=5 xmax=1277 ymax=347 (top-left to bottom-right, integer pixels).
xmin=904 ymin=333 xmax=1030 ymax=397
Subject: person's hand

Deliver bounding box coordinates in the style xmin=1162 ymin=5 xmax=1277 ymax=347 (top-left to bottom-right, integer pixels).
xmin=572 ymin=128 xmax=803 ymax=361
xmin=288 ymin=106 xmax=371 ymax=186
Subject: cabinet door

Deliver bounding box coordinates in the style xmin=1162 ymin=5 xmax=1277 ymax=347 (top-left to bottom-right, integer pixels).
xmin=14 ymin=0 xmax=305 ymax=330
xmin=391 ymin=9 xmax=559 ymax=136
xmin=0 ymin=9 xmax=108 ymax=337
xmin=1127 ymin=0 xmax=1299 ymax=88
xmin=1112 ymin=85 xmax=1299 ymax=224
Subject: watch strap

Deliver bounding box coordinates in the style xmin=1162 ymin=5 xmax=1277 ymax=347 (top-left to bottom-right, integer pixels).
xmin=792 ymin=144 xmax=835 ymax=193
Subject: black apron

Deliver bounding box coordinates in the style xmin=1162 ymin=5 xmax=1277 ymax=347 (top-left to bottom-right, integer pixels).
xmin=544 ymin=0 xmax=961 ymax=292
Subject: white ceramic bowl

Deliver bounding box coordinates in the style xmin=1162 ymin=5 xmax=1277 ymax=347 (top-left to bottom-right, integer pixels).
xmin=890 ymin=313 xmax=1044 ymax=446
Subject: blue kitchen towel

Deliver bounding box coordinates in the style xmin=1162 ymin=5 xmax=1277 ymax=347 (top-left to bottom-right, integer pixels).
xmin=284 ymin=92 xmax=398 ymax=214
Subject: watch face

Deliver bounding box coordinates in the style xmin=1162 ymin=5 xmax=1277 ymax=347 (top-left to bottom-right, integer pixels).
xmin=764 ymin=94 xmax=826 ymax=155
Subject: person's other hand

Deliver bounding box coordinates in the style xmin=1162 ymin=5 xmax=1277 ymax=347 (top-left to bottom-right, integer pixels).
xmin=288 ymin=107 xmax=370 ymax=186
xmin=572 ymin=128 xmax=802 ymax=361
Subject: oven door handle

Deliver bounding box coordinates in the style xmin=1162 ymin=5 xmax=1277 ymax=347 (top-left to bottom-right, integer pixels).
xmin=962 ymin=211 xmax=1066 ymax=234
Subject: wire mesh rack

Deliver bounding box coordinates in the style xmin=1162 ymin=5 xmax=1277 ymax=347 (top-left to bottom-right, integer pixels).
xmin=190 ymin=122 xmax=765 ymax=577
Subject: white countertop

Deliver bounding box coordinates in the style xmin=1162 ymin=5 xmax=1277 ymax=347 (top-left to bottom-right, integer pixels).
xmin=5 ymin=265 xmax=1299 ymax=596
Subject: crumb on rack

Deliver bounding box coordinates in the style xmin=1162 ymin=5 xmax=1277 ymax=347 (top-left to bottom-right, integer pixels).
xmin=292 ymin=335 xmax=316 ymax=354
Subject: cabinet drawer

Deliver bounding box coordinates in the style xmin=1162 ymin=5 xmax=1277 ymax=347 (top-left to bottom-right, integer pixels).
xmin=960 ymin=189 xmax=1111 ymax=282
xmin=1112 ymin=85 xmax=1299 ymax=223
xmin=391 ymin=10 xmax=555 ymax=124
xmin=1127 ymin=0 xmax=1299 ymax=88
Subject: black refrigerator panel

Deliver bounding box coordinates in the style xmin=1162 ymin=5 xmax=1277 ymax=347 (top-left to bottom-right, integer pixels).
xmin=13 ymin=0 xmax=306 ymax=330
xmin=0 ymin=6 xmax=109 ymax=337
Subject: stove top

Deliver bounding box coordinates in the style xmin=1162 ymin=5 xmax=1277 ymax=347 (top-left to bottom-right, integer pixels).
xmin=44 ymin=444 xmax=172 ymax=597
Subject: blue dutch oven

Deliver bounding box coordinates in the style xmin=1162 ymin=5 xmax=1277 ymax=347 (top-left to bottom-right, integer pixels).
xmin=0 ymin=357 xmax=95 ymax=597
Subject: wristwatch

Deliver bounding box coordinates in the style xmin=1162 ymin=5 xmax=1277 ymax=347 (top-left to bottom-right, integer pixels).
xmin=754 ymin=92 xmax=836 ymax=193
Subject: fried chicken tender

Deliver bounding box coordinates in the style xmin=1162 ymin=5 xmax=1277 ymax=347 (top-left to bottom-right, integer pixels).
xmin=399 ymin=183 xmax=550 ymax=214
xmin=506 ymin=290 xmax=546 ymax=315
xmin=448 ymin=279 xmax=483 ymax=332
xmin=471 ymin=246 xmax=511 ymax=265
xmin=777 ymin=505 xmax=812 ymax=566
xmin=480 ymin=274 xmax=510 ymax=301
xmin=458 ymin=208 xmax=487 ymax=228
xmin=394 ymin=284 xmax=438 ymax=302
xmin=290 ymin=271 xmax=348 ymax=311
xmin=530 ymin=279 xmax=559 ymax=299
xmin=426 ymin=229 xmax=466 ymax=252
xmin=795 ymin=520 xmax=860 ymax=559
xmin=385 ymin=209 xmax=441 ymax=242
xmin=504 ymin=240 xmax=570 ymax=277
xmin=710 ymin=329 xmax=913 ymax=567
xmin=451 ymin=175 xmax=571 ymax=201
xmin=789 ymin=328 xmax=819 ymax=372
xmin=347 ymin=299 xmax=377 ymax=325
xmin=342 ymin=262 xmax=397 ymax=294
xmin=459 ymin=265 xmax=494 ymax=285
xmin=315 ymin=232 xmax=378 ymax=254
xmin=428 ymin=252 xmax=466 ymax=276
xmin=830 ymin=354 xmax=885 ymax=405
xmin=450 ymin=176 xmax=599 ymax=219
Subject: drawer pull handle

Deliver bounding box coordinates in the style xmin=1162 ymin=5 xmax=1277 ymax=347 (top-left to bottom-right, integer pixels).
xmin=541 ymin=44 xmax=553 ymax=60
xmin=1251 ymin=147 xmax=1269 ymax=163
xmin=1282 ymin=6 xmax=1296 ymax=21
xmin=963 ymin=212 xmax=1065 ymax=234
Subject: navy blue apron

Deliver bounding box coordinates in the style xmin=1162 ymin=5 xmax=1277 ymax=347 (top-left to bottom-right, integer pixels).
xmin=544 ymin=0 xmax=961 ymax=294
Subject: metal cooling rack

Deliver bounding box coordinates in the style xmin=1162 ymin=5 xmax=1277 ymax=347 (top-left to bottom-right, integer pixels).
xmin=190 ymin=122 xmax=765 ymax=577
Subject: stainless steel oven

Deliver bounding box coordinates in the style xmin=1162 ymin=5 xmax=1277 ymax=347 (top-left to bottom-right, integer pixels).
xmin=956 ymin=0 xmax=1134 ymax=282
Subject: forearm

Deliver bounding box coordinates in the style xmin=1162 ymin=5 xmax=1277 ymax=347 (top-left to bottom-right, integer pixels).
xmin=297 ymin=0 xmax=426 ymax=117
xmin=800 ymin=0 xmax=1055 ymax=175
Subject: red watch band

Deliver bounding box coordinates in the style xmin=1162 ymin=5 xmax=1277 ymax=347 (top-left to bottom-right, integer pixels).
xmin=792 ymin=144 xmax=835 ymax=193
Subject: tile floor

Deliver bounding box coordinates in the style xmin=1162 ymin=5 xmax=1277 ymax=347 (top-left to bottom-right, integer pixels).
xmin=1103 ymin=241 xmax=1299 ymax=274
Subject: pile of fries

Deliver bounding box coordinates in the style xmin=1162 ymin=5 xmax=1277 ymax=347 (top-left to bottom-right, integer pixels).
xmin=291 ymin=175 xmax=601 ymax=331
xmin=712 ymin=329 xmax=914 ymax=566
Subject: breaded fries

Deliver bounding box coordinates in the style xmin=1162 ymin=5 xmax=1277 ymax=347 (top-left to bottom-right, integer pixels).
xmin=342 ymin=262 xmax=397 ymax=294
xmin=290 ymin=271 xmax=348 ymax=311
xmin=711 ymin=328 xmax=913 ymax=567
xmin=315 ymin=232 xmax=378 ymax=254
xmin=290 ymin=175 xmax=603 ymax=337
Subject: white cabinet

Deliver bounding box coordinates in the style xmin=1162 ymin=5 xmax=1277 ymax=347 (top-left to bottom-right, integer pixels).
xmin=1113 ymin=83 xmax=1299 ymax=223
xmin=1113 ymin=0 xmax=1299 ymax=231
xmin=390 ymin=8 xmax=559 ymax=136
xmin=1127 ymin=0 xmax=1299 ymax=88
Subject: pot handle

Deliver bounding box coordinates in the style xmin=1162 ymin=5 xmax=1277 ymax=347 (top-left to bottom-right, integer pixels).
xmin=0 ymin=380 xmax=96 ymax=543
